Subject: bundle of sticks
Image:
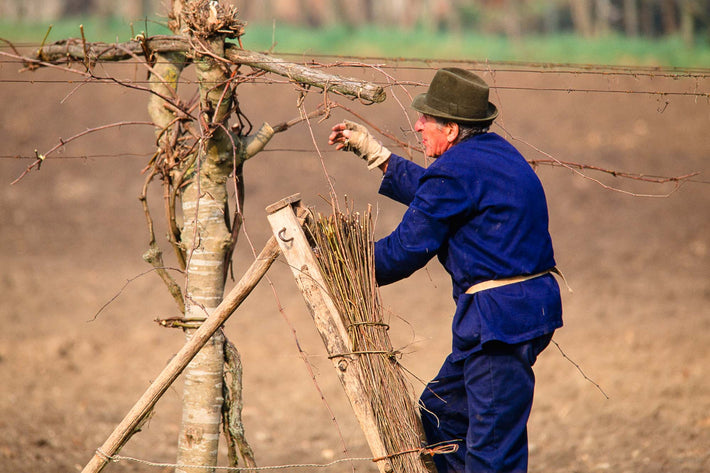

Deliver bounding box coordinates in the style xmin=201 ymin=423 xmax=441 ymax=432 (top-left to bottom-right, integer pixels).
xmin=308 ymin=203 xmax=434 ymax=473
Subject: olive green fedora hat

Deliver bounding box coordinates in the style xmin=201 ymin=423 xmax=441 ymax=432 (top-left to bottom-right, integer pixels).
xmin=412 ymin=67 xmax=498 ymax=125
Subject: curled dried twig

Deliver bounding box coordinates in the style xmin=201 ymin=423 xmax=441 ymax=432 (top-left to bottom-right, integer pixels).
xmin=11 ymin=121 xmax=155 ymax=185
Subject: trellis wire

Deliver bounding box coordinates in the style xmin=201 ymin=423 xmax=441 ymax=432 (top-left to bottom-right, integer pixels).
xmin=96 ymin=449 xmax=374 ymax=470
xmin=3 ymin=45 xmax=710 ymax=75
xmin=2 ymin=77 xmax=706 ymax=98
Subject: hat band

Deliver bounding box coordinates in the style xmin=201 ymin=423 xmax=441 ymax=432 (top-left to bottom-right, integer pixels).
xmin=425 ymin=92 xmax=487 ymax=120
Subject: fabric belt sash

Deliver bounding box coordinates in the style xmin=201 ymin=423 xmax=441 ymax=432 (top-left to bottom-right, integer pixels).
xmin=465 ymin=268 xmax=562 ymax=295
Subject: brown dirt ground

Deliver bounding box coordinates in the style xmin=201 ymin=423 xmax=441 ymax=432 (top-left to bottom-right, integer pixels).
xmin=1 ymin=51 xmax=708 ymax=473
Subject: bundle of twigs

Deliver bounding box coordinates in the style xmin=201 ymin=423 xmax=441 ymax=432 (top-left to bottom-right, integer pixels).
xmin=308 ymin=203 xmax=433 ymax=473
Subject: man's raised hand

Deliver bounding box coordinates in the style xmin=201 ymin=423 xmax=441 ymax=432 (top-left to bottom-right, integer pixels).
xmin=328 ymin=120 xmax=391 ymax=171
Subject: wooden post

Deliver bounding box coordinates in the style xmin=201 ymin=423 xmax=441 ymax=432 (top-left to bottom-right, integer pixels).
xmin=266 ymin=196 xmax=394 ymax=473
xmin=80 ymin=198 xmax=306 ymax=473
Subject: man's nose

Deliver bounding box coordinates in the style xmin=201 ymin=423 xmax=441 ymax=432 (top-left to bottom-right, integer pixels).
xmin=414 ymin=116 xmax=425 ymax=132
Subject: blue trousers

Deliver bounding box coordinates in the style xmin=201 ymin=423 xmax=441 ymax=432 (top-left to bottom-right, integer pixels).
xmin=420 ymin=334 xmax=553 ymax=473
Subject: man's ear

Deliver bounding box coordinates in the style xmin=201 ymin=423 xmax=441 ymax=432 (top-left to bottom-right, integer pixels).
xmin=446 ymin=122 xmax=459 ymax=143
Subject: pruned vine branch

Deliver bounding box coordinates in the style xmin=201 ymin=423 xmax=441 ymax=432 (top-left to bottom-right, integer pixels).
xmin=11 ymin=121 xmax=156 ymax=185
xmin=23 ymin=35 xmax=386 ymax=103
xmin=527 ymin=159 xmax=700 ymax=185
xmin=330 ymin=104 xmax=701 ymax=194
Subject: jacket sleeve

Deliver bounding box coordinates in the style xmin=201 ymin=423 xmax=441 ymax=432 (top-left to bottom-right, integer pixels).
xmin=378 ymin=154 xmax=426 ymax=206
xmin=374 ymin=166 xmax=471 ymax=286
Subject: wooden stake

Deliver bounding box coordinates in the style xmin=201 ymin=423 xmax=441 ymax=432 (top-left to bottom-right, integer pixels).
xmin=266 ymin=199 xmax=394 ymax=473
xmin=81 ymin=197 xmax=306 ymax=473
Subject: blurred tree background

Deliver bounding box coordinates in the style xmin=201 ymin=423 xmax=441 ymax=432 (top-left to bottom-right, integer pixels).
xmin=2 ymin=0 xmax=707 ymax=44
xmin=1 ymin=0 xmax=708 ymax=65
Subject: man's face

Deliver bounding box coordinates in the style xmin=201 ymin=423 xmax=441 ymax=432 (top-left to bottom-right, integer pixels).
xmin=414 ymin=114 xmax=454 ymax=158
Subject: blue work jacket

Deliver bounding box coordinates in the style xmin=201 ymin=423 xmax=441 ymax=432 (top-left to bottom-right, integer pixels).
xmin=375 ymin=132 xmax=563 ymax=361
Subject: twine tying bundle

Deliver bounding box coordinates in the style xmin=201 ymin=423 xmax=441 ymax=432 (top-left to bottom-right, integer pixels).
xmin=371 ymin=442 xmax=461 ymax=463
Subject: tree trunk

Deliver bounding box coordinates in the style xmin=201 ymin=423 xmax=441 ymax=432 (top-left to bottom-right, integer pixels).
xmin=134 ymin=7 xmax=278 ymax=468
xmin=623 ymin=0 xmax=640 ymax=36
xmin=175 ymin=31 xmax=234 ymax=473
xmin=594 ymin=0 xmax=613 ymax=35
xmin=570 ymin=0 xmax=594 ymax=37
xmin=680 ymin=0 xmax=695 ymax=47
xmin=661 ymin=0 xmax=679 ymax=34
xmin=504 ymin=0 xmax=523 ymax=39
xmin=176 ymin=329 xmax=226 ymax=473
xmin=163 ymin=1 xmax=235 ymax=471
xmin=332 ymin=0 xmax=364 ymax=28
xmin=639 ymin=0 xmax=655 ymax=36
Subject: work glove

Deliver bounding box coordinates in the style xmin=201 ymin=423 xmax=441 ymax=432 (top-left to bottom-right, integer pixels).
xmin=330 ymin=120 xmax=391 ymax=170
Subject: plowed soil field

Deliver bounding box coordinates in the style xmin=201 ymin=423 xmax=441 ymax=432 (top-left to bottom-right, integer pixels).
xmin=1 ymin=51 xmax=708 ymax=472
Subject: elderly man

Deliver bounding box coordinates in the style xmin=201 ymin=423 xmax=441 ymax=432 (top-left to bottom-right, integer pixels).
xmin=328 ymin=67 xmax=562 ymax=473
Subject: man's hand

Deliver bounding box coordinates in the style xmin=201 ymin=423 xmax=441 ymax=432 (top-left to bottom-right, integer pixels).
xmin=328 ymin=120 xmax=391 ymax=171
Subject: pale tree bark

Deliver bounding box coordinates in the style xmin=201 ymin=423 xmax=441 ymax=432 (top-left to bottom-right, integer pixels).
xmin=176 ymin=35 xmax=234 ymax=472
xmin=170 ymin=0 xmax=278 ymax=468
xmin=178 ymin=38 xmax=229 ymax=473
xmin=164 ymin=1 xmax=242 ymax=472
xmin=143 ymin=51 xmax=188 ymax=311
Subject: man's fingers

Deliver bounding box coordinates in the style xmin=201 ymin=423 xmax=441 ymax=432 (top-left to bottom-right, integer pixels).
xmin=328 ymin=129 xmax=351 ymax=143
xmin=328 ymin=131 xmax=344 ymax=143
xmin=331 ymin=122 xmax=347 ymax=132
